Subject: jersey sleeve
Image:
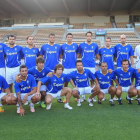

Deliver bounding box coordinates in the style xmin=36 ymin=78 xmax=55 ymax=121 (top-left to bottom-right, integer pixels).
xmin=77 ymin=44 xmax=82 ymax=54
xmin=114 ymin=45 xmax=117 ymax=58
xmin=14 ymin=81 xmax=21 ymax=93
xmin=40 ymin=45 xmax=44 ymax=55
xmin=88 ymin=70 xmax=95 ymax=80
xmin=36 ymin=48 xmax=40 ymax=56
xmin=28 ymin=67 xmax=34 ymax=75
xmin=59 ymin=45 xmax=63 ymax=55
xmin=95 ymin=44 xmax=99 ymax=55
xmin=64 ymin=74 xmax=71 ymax=82
xmin=45 ymin=67 xmax=52 ymax=74
xmin=129 ymin=45 xmax=134 ymax=56
xmin=40 ymin=76 xmax=50 ymax=84
xmin=2 ymin=77 xmax=9 ymax=89
xmin=111 ymin=71 xmax=116 ymax=80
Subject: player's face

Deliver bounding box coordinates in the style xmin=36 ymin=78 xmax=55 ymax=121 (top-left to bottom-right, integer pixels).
xmin=66 ymin=35 xmax=73 ymax=43
xmin=86 ymin=33 xmax=92 ymax=42
xmin=37 ymin=62 xmax=44 ymax=70
xmin=27 ymin=37 xmax=34 ymax=45
xmin=76 ymin=62 xmax=83 ymax=72
xmin=20 ymin=68 xmax=28 ymax=77
xmin=105 ymin=39 xmax=111 ymax=47
xmin=49 ymin=35 xmax=55 ymax=44
xmin=120 ymin=36 xmax=126 ymax=44
xmin=101 ymin=63 xmax=108 ymax=72
xmin=122 ymin=61 xmax=129 ymax=71
xmin=8 ymin=37 xmax=15 ymax=45
xmin=56 ymin=68 xmax=63 ymax=76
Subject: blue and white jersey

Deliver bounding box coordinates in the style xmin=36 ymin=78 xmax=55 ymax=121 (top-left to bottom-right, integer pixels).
xmin=61 ymin=43 xmax=78 ymax=69
xmin=95 ymin=70 xmax=115 ymax=89
xmin=133 ymin=69 xmax=140 ymax=87
xmin=22 ymin=47 xmax=39 ymax=69
xmin=0 ymin=43 xmax=7 ymax=68
xmin=40 ymin=43 xmax=61 ymax=70
xmin=4 ymin=45 xmax=23 ymax=68
xmin=114 ymin=44 xmax=134 ymax=67
xmin=99 ymin=47 xmax=115 ymax=70
xmin=0 ymin=75 xmax=9 ymax=94
xmin=40 ymin=73 xmax=70 ymax=93
xmin=68 ymin=69 xmax=95 ymax=88
xmin=28 ymin=66 xmax=52 ymax=83
xmin=114 ymin=67 xmax=135 ymax=87
xmin=14 ymin=74 xmax=37 ymax=94
xmin=78 ymin=42 xmax=99 ymax=68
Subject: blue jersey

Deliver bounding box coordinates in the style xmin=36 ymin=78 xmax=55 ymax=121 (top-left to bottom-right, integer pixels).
xmin=99 ymin=47 xmax=115 ymax=70
xmin=40 ymin=43 xmax=61 ymax=70
xmin=78 ymin=42 xmax=99 ymax=67
xmin=22 ymin=47 xmax=39 ymax=69
xmin=0 ymin=43 xmax=7 ymax=68
xmin=4 ymin=45 xmax=23 ymax=68
xmin=61 ymin=43 xmax=78 ymax=69
xmin=133 ymin=69 xmax=140 ymax=87
xmin=40 ymin=74 xmax=70 ymax=93
xmin=14 ymin=74 xmax=37 ymax=94
xmin=95 ymin=70 xmax=115 ymax=89
xmin=68 ymin=69 xmax=95 ymax=88
xmin=114 ymin=44 xmax=134 ymax=67
xmin=28 ymin=66 xmax=52 ymax=83
xmin=114 ymin=67 xmax=135 ymax=87
xmin=0 ymin=75 xmax=9 ymax=94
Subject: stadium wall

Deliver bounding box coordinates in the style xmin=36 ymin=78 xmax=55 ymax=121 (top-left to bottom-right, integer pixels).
xmin=115 ymin=15 xmax=129 ymax=22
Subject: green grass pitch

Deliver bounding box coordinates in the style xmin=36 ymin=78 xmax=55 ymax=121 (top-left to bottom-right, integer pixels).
xmin=1 ymin=84 xmax=140 ymax=140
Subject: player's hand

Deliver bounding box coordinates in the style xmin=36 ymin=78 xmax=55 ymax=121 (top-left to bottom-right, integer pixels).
xmin=117 ymin=85 xmax=121 ymax=90
xmin=108 ymin=69 xmax=113 ymax=74
xmin=7 ymin=93 xmax=14 ymax=96
xmin=16 ymin=75 xmax=21 ymax=83
xmin=47 ymin=72 xmax=53 ymax=77
xmin=73 ymin=87 xmax=79 ymax=90
xmin=33 ymin=44 xmax=37 ymax=48
xmin=22 ymin=94 xmax=28 ymax=104
xmin=20 ymin=108 xmax=25 ymax=116
xmin=35 ymin=92 xmax=41 ymax=98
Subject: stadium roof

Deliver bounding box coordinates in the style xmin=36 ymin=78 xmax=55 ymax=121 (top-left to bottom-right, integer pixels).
xmin=0 ymin=0 xmax=140 ymax=18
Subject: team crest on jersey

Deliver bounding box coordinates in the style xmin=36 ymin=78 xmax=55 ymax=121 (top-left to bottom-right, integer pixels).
xmin=119 ymin=47 xmax=121 ymax=49
xmin=33 ymin=49 xmax=35 ymax=52
xmin=92 ymin=46 xmax=93 ymax=49
xmin=34 ymin=74 xmax=37 ymax=76
xmin=85 ymin=47 xmax=87 ymax=49
xmin=99 ymin=77 xmax=102 ymax=79
xmin=15 ymin=48 xmax=17 ymax=51
xmin=73 ymin=46 xmax=75 ymax=49
xmin=111 ymin=49 xmax=112 ymax=52
xmin=85 ymin=73 xmax=86 ymax=76
xmin=61 ymin=77 xmax=63 ymax=81
xmin=42 ymin=73 xmax=45 ymax=76
xmin=107 ymin=76 xmax=109 ymax=79
xmin=25 ymin=50 xmax=28 ymax=52
xmin=55 ymin=47 xmax=57 ymax=49
xmin=76 ymin=76 xmax=79 ymax=78
xmin=27 ymin=80 xmax=29 ymax=83
xmin=47 ymin=48 xmax=49 ymax=50
xmin=120 ymin=74 xmax=123 ymax=76
xmin=126 ymin=48 xmax=128 ymax=50
xmin=0 ymin=87 xmax=1 ymax=90
xmin=0 ymin=45 xmax=2 ymax=48
xmin=129 ymin=72 xmax=130 ymax=75
xmin=54 ymin=79 xmax=57 ymax=81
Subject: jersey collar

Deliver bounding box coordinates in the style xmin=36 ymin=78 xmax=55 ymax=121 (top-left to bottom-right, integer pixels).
xmin=36 ymin=66 xmax=44 ymax=72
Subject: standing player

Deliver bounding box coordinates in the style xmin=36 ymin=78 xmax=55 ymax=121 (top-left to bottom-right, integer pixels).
xmin=0 ymin=75 xmax=17 ymax=113
xmin=114 ymin=59 xmax=137 ymax=105
xmin=95 ymin=62 xmax=116 ymax=106
xmin=114 ymin=34 xmax=134 ymax=68
xmin=40 ymin=33 xmax=61 ymax=70
xmin=4 ymin=35 xmax=23 ymax=93
xmin=99 ymin=37 xmax=115 ymax=70
xmin=14 ymin=65 xmax=41 ymax=114
xmin=134 ymin=44 xmax=140 ymax=69
xmin=37 ymin=64 xmax=74 ymax=110
xmin=69 ymin=60 xmax=100 ymax=107
xmin=78 ymin=31 xmax=99 ymax=102
xmin=22 ymin=36 xmax=39 ymax=69
xmin=0 ymin=42 xmax=7 ymax=78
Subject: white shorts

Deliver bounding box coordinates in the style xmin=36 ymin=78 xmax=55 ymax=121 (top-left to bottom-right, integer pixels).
xmin=0 ymin=68 xmax=5 ymax=78
xmin=136 ymin=86 xmax=140 ymax=90
xmin=6 ymin=66 xmax=20 ymax=84
xmin=0 ymin=93 xmax=7 ymax=101
xmin=47 ymin=90 xmax=62 ymax=98
xmin=84 ymin=67 xmax=95 ymax=74
xmin=63 ymin=68 xmax=76 ymax=74
xmin=74 ymin=86 xmax=95 ymax=95
xmin=121 ymin=86 xmax=130 ymax=93
xmin=14 ymin=93 xmax=35 ymax=101
xmin=100 ymin=88 xmax=109 ymax=94
xmin=40 ymin=85 xmax=47 ymax=92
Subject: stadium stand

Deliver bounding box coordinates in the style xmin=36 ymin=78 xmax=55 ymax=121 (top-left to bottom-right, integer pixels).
xmin=71 ymin=23 xmax=83 ymax=29
xmin=116 ymin=22 xmax=128 ymax=28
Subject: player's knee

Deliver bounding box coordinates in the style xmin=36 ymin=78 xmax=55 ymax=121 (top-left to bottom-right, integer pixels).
xmin=46 ymin=98 xmax=52 ymax=104
xmin=31 ymin=95 xmax=41 ymax=103
xmin=110 ymin=86 xmax=116 ymax=93
xmin=116 ymin=90 xmax=122 ymax=97
xmin=72 ymin=90 xmax=79 ymax=97
xmin=132 ymin=89 xmax=137 ymax=96
xmin=98 ymin=93 xmax=104 ymax=100
xmin=11 ymin=96 xmax=17 ymax=105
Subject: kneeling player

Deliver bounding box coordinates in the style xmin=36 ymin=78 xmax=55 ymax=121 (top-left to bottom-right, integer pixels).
xmin=0 ymin=75 xmax=17 ymax=112
xmin=37 ymin=64 xmax=74 ymax=110
xmin=69 ymin=60 xmax=100 ymax=106
xmin=14 ymin=65 xmax=41 ymax=115
xmin=114 ymin=59 xmax=137 ymax=105
xmin=95 ymin=62 xmax=116 ymax=106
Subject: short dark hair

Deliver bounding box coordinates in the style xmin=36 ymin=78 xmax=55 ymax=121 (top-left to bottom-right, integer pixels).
xmin=20 ymin=65 xmax=27 ymax=71
xmin=121 ymin=59 xmax=129 ymax=65
xmin=75 ymin=60 xmax=83 ymax=65
xmin=101 ymin=62 xmax=107 ymax=66
xmin=26 ymin=36 xmax=34 ymax=40
xmin=8 ymin=35 xmax=16 ymax=39
xmin=105 ymin=36 xmax=111 ymax=41
xmin=49 ymin=33 xmax=55 ymax=38
xmin=36 ymin=57 xmax=45 ymax=64
xmin=85 ymin=31 xmax=92 ymax=36
xmin=66 ymin=33 xmax=73 ymax=38
xmin=54 ymin=64 xmax=64 ymax=72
